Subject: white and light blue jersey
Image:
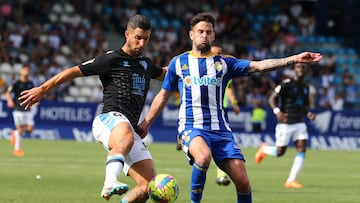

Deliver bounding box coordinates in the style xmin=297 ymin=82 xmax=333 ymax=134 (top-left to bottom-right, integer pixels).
xmin=162 ymin=51 xmax=250 ymax=133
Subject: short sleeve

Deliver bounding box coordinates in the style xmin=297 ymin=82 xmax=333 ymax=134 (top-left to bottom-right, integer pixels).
xmin=161 ymin=58 xmax=178 ymax=92
xmin=79 ymin=53 xmax=112 ymax=76
xmin=223 ymin=57 xmax=250 ymax=77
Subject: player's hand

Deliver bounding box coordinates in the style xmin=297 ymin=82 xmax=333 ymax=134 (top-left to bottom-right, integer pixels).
xmin=296 ymin=52 xmax=323 ymax=63
xmin=276 ymin=112 xmax=288 ymax=122
xmin=18 ymin=87 xmax=44 ymax=110
xmin=233 ymin=105 xmax=240 ymax=115
xmin=307 ymin=112 xmax=316 ymax=121
xmin=137 ymin=120 xmax=150 ymax=139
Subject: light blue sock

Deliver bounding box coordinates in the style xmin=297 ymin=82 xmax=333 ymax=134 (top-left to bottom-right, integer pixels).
xmin=263 ymin=146 xmax=278 ymax=157
xmin=121 ymin=198 xmax=128 ymax=203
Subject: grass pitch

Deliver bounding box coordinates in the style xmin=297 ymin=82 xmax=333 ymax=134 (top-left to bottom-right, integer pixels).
xmin=0 ymin=139 xmax=359 ymax=203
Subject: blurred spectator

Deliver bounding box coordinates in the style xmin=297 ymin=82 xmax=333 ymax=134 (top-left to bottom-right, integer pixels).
xmin=318 ymin=86 xmax=333 ymax=109
xmin=319 ymin=67 xmax=334 ymax=88
xmin=274 ymin=8 xmax=290 ymax=29
xmin=298 ymin=11 xmax=316 ymax=37
xmin=253 ymin=43 xmax=269 ymax=60
xmin=250 ymin=95 xmax=267 ymax=132
xmin=319 ymin=53 xmax=337 ymax=72
xmin=343 ymin=76 xmax=358 ymax=109
xmin=289 ymin=1 xmax=303 ymax=20
xmin=331 ymin=92 xmax=344 ymax=111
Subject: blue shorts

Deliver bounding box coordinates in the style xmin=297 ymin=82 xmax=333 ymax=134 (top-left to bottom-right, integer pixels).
xmin=178 ymin=128 xmax=245 ymax=169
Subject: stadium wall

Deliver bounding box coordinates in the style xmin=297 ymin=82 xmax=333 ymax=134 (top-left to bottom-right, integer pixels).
xmin=0 ymin=100 xmax=359 ymax=151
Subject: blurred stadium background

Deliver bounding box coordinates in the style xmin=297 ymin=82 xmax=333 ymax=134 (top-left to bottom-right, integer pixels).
xmin=1 ymin=1 xmax=360 ymax=203
xmin=1 ymin=0 xmax=359 ymax=108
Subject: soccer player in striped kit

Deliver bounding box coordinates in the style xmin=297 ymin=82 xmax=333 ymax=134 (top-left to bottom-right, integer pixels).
xmin=138 ymin=13 xmax=322 ymax=203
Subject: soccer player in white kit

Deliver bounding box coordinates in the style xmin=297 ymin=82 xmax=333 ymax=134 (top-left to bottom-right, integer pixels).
xmin=138 ymin=13 xmax=322 ymax=203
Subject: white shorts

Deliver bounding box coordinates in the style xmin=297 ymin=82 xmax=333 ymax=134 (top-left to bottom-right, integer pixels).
xmin=92 ymin=111 xmax=152 ymax=175
xmin=275 ymin=123 xmax=308 ymax=147
xmin=13 ymin=110 xmax=35 ymax=126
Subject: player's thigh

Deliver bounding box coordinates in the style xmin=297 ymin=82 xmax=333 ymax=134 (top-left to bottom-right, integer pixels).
xmin=108 ymin=121 xmax=134 ymax=151
xmin=178 ymin=129 xmax=212 ymax=165
xmin=275 ymin=123 xmax=292 ymax=147
xmin=127 ymin=159 xmax=156 ymax=186
xmin=92 ymin=111 xmax=134 ymax=151
xmin=12 ymin=111 xmax=24 ymax=127
xmin=188 ymin=136 xmax=212 ymax=164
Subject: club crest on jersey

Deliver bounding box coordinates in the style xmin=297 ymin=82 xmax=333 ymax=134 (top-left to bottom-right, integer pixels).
xmin=139 ymin=60 xmax=147 ymax=70
xmin=123 ymin=61 xmax=130 ymax=67
xmin=215 ymin=61 xmax=222 ymax=71
xmin=181 ymin=64 xmax=188 ymax=70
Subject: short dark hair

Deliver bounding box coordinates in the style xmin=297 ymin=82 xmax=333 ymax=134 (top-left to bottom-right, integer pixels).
xmin=127 ymin=14 xmax=152 ymax=31
xmin=190 ymin=13 xmax=215 ymax=30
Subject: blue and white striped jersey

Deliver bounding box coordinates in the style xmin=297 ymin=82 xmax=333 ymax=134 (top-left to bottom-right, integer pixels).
xmin=162 ymin=51 xmax=250 ymax=133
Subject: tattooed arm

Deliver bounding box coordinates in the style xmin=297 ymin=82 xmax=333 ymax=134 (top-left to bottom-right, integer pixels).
xmin=248 ymin=52 xmax=322 ymax=73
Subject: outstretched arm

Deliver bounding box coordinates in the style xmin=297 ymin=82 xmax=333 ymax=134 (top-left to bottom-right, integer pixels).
xmin=249 ymin=52 xmax=322 ymax=73
xmin=137 ymin=89 xmax=172 ymax=138
xmin=19 ymin=66 xmax=83 ymax=110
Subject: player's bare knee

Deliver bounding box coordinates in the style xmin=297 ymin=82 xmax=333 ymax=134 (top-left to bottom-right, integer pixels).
xmin=194 ymin=153 xmax=211 ymax=166
xmin=235 ymin=178 xmax=251 ymax=192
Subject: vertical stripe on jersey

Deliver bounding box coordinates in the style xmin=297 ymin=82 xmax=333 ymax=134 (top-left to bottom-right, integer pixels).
xmin=188 ymin=56 xmax=203 ymax=129
xmin=177 ymin=55 xmax=192 ymax=132
xmin=199 ymin=57 xmax=211 ymax=129
xmin=205 ymin=57 xmax=220 ymax=130
xmin=218 ymin=58 xmax=231 ymax=131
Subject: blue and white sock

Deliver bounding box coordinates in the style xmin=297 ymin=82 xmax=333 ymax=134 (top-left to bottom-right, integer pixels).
xmin=190 ymin=162 xmax=208 ymax=203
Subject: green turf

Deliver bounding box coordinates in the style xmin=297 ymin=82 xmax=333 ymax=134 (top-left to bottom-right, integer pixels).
xmin=0 ymin=139 xmax=359 ymax=203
